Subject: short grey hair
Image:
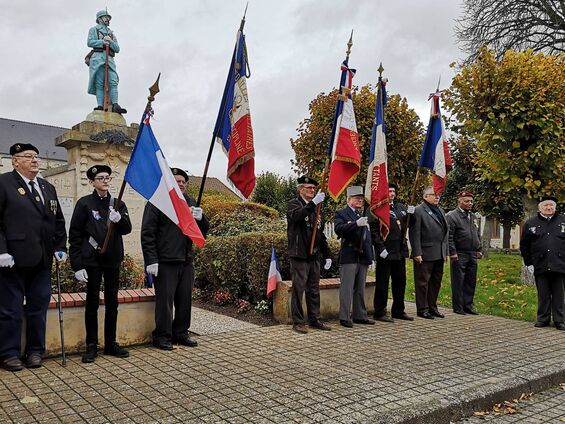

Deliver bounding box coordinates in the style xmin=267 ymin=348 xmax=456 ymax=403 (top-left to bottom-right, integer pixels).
xmin=422 ymin=185 xmax=434 ymax=196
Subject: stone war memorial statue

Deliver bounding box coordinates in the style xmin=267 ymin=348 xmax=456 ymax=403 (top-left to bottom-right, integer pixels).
xmin=86 ymin=9 xmax=127 ymax=114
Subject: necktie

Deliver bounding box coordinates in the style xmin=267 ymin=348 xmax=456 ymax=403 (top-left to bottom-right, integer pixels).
xmin=29 ymin=181 xmax=43 ymax=204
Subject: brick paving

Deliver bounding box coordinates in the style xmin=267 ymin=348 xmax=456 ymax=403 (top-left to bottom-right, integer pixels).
xmin=460 ymin=384 xmax=565 ymax=423
xmin=1 ymin=304 xmax=565 ymax=423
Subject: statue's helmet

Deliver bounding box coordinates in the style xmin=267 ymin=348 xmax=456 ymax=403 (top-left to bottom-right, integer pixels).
xmin=96 ymin=10 xmax=112 ymax=22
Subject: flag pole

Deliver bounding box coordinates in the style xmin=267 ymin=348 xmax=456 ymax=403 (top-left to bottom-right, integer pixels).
xmin=309 ymin=30 xmax=353 ymax=255
xmin=99 ymin=74 xmax=161 ymax=254
xmin=196 ymin=5 xmax=248 ymax=206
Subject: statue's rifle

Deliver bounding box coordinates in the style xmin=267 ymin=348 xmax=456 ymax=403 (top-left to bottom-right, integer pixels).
xmin=100 ymin=74 xmax=161 ymax=254
xmin=103 ymin=40 xmax=110 ymax=112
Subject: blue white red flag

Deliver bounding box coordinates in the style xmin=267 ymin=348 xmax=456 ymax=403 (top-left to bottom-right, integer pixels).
xmin=364 ymin=78 xmax=390 ymax=239
xmin=125 ymin=115 xmax=205 ymax=247
xmin=213 ymin=28 xmax=255 ymax=199
xmin=327 ymin=60 xmax=361 ymax=200
xmin=418 ymin=92 xmax=452 ymax=195
xmin=266 ymin=246 xmax=282 ymax=299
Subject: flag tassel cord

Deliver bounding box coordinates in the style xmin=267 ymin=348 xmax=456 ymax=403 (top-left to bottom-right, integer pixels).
xmin=100 ymin=73 xmax=161 ymax=254
xmin=309 ymin=31 xmax=354 ymax=255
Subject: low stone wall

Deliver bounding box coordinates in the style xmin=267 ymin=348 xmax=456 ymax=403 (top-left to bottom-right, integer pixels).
xmin=273 ymin=278 xmax=376 ymax=324
xmin=43 ymin=289 xmax=156 ymax=356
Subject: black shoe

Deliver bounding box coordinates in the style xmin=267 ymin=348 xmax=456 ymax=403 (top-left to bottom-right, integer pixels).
xmin=534 ymin=321 xmax=550 ymax=328
xmin=309 ymin=320 xmax=331 ymax=331
xmin=453 ymin=310 xmax=466 ymax=315
xmin=1 ymin=356 xmax=24 ymax=372
xmin=26 ymin=353 xmax=42 ymax=369
xmin=417 ymin=312 xmax=434 ymax=319
xmin=112 ymin=103 xmax=127 ymax=114
xmin=374 ymin=315 xmax=394 ymax=323
xmin=93 ymin=106 xmax=103 ymax=111
xmin=152 ymin=340 xmax=174 ymax=351
xmin=340 ymin=320 xmax=353 ymax=328
xmin=353 ymin=319 xmax=375 ymax=325
xmin=392 ymin=313 xmax=414 ymax=321
xmin=103 ymin=342 xmax=129 ymax=358
xmin=464 ymin=307 xmax=479 ymax=315
xmin=555 ymin=323 xmax=565 ymax=331
xmin=430 ymin=310 xmax=445 ymax=318
xmin=173 ymin=336 xmax=198 ymax=347
xmin=81 ymin=344 xmax=98 ymax=363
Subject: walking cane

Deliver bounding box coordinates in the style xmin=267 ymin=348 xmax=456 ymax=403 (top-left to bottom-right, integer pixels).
xmin=55 ymin=260 xmax=67 ymax=367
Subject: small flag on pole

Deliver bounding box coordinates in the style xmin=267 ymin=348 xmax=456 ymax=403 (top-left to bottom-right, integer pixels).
xmin=213 ymin=24 xmax=256 ymax=198
xmin=327 ymin=61 xmax=361 ymax=200
xmin=418 ymin=92 xmax=452 ymax=195
xmin=125 ymin=114 xmax=205 ymax=248
xmin=267 ymin=247 xmax=282 ymax=299
xmin=364 ymin=73 xmax=390 ymax=239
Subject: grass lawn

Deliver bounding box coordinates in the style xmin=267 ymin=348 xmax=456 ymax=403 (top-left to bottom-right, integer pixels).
xmin=377 ymin=253 xmax=538 ymax=322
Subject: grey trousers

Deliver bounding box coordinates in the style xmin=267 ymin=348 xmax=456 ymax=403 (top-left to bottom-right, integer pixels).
xmin=339 ymin=263 xmax=369 ymax=321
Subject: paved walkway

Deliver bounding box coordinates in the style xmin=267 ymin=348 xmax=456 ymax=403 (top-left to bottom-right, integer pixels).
xmin=1 ymin=304 xmax=565 ymax=423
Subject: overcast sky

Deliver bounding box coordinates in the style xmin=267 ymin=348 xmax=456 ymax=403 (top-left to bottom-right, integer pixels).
xmin=0 ymin=0 xmax=464 ymax=187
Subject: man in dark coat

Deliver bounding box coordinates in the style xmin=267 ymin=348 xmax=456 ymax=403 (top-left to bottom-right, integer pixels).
xmin=69 ymin=165 xmax=132 ymax=363
xmin=334 ymin=186 xmax=375 ymax=328
xmin=370 ymin=183 xmax=414 ymax=322
xmin=446 ymin=191 xmax=482 ymax=315
xmin=287 ymin=176 xmax=332 ymax=334
xmin=409 ymin=185 xmax=449 ymax=319
xmin=520 ymin=196 xmax=565 ymax=331
xmin=0 ymin=143 xmax=67 ymax=371
xmin=141 ymin=168 xmax=209 ymax=350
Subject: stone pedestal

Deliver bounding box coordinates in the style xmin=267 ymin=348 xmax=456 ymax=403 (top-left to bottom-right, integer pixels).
xmin=43 ymin=112 xmax=145 ymax=261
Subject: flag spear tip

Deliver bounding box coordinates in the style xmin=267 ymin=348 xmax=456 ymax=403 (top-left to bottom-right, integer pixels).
xmin=145 ymin=73 xmax=161 ymax=114
xmin=436 ymin=74 xmax=441 ymax=92
xmin=240 ymin=2 xmax=249 ymax=31
xmin=378 ymin=62 xmax=384 ymax=77
xmin=346 ymin=30 xmax=354 ymax=57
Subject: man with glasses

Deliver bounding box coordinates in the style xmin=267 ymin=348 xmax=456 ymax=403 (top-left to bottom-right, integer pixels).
xmin=0 ymin=143 xmax=67 ymax=371
xmin=69 ymin=165 xmax=132 ymax=363
xmin=409 ymin=185 xmax=449 ymax=319
xmin=287 ymin=176 xmax=332 ymax=334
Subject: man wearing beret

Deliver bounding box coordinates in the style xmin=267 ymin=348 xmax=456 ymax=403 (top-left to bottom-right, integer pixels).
xmin=409 ymin=185 xmax=449 ymax=320
xmin=334 ymin=186 xmax=374 ymax=328
xmin=69 ymin=165 xmax=132 ymax=363
xmin=0 ymin=143 xmax=67 ymax=371
xmin=370 ymin=183 xmax=414 ymax=322
xmin=446 ymin=191 xmax=482 ymax=315
xmin=287 ymin=176 xmax=332 ymax=333
xmin=520 ymin=196 xmax=565 ymax=331
xmin=141 ymin=168 xmax=209 ymax=350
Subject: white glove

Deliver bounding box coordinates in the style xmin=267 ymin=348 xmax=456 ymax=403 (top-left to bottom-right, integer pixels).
xmin=75 ymin=269 xmax=88 ymax=282
xmin=109 ymin=206 xmax=122 ymax=223
xmin=191 ymin=207 xmax=203 ymax=221
xmin=54 ymin=251 xmax=67 ymax=263
xmin=324 ymin=258 xmax=332 ymax=270
xmin=312 ymin=191 xmax=325 ymax=205
xmin=356 ymin=216 xmax=369 ymax=227
xmin=379 ymin=249 xmax=389 ymax=259
xmin=146 ymin=263 xmax=159 ymax=277
xmin=0 ymin=253 xmax=14 ymax=268
xmin=527 ymin=265 xmax=534 ymax=274
xmin=103 ymin=35 xmax=112 ymax=45
xmin=407 ymin=205 xmax=416 ymax=214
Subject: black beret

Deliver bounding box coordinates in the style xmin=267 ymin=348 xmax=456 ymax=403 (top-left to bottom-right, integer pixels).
xmin=86 ymin=165 xmax=112 ymax=180
xmin=297 ymin=176 xmax=318 ymax=186
xmin=10 ymin=143 xmax=39 ymax=155
xmin=171 ymin=168 xmax=189 ymax=182
xmin=539 ymin=196 xmax=558 ymax=204
xmin=388 ymin=182 xmax=398 ymax=190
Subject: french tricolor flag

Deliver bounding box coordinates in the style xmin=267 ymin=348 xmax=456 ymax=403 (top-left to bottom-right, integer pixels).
xmin=418 ymin=91 xmax=452 ymax=195
xmin=125 ymin=115 xmax=205 ymax=247
xmin=266 ymin=247 xmax=282 ymax=299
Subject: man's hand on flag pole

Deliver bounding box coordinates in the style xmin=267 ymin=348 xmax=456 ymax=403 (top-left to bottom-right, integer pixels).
xmin=324 ymin=258 xmax=332 ymax=270
xmin=312 ymin=191 xmax=325 ymax=205
xmin=146 ymin=263 xmax=159 ymax=277
xmin=379 ymin=249 xmax=389 ymax=259
xmin=190 ymin=207 xmax=203 ymax=221
xmin=356 ymin=217 xmax=369 ymax=228
xmin=407 ymin=205 xmax=416 ymax=214
xmin=109 ymin=206 xmax=122 ymax=223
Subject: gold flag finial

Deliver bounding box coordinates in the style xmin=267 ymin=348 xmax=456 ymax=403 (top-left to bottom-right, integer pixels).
xmin=378 ymin=62 xmax=384 ymax=77
xmin=346 ymin=30 xmax=354 ymax=58
xmin=144 ymin=73 xmax=161 ymax=114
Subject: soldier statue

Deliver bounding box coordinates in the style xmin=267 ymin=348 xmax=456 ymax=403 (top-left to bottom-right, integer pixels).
xmin=86 ymin=10 xmax=127 ymax=114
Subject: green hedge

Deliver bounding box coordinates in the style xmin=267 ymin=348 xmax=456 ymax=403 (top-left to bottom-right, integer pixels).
xmin=194 ymin=232 xmax=340 ymax=303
